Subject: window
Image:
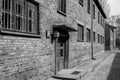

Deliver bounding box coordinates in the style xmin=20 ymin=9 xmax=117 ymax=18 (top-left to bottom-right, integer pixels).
xmin=93 ymin=4 xmax=95 ymax=19
xmin=103 ymin=36 xmax=104 ymax=43
xmin=102 ymin=18 xmax=104 ymax=28
xmin=98 ymin=34 xmax=99 ymax=43
xmin=101 ymin=36 xmax=103 ymax=44
xmin=100 ymin=35 xmax=102 ymax=43
xmin=79 ymin=0 xmax=83 ymax=6
xmin=93 ymin=31 xmax=95 ymax=42
xmin=101 ymin=16 xmax=102 ymax=26
xmin=87 ymin=0 xmax=90 ymax=13
xmin=57 ymin=0 xmax=66 ymax=16
xmin=86 ymin=28 xmax=90 ymax=42
xmin=2 ymin=0 xmax=39 ymax=35
xmin=78 ymin=24 xmax=84 ymax=42
xmin=98 ymin=12 xmax=100 ymax=24
xmin=101 ymin=36 xmax=103 ymax=43
xmin=99 ymin=14 xmax=101 ymax=25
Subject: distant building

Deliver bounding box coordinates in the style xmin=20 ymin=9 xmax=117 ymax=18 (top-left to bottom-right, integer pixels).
xmin=0 ymin=0 xmax=107 ymax=80
xmin=110 ymin=15 xmax=120 ymax=49
xmin=105 ymin=18 xmax=116 ymax=50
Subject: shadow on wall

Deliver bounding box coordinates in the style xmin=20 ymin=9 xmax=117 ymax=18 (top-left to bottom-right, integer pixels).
xmin=107 ymin=53 xmax=120 ymax=80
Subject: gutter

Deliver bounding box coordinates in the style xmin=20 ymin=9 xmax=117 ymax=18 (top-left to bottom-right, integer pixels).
xmin=93 ymin=0 xmax=107 ymax=18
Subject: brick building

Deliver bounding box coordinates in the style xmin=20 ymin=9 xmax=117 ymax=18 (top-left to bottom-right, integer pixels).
xmin=109 ymin=16 xmax=120 ymax=49
xmin=105 ymin=22 xmax=115 ymax=50
xmin=0 ymin=0 xmax=106 ymax=80
xmin=105 ymin=17 xmax=117 ymax=51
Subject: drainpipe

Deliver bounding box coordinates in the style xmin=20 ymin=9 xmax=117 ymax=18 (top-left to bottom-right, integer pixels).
xmin=54 ymin=37 xmax=58 ymax=75
xmin=113 ymin=28 xmax=117 ymax=50
xmin=91 ymin=0 xmax=94 ymax=60
xmin=54 ymin=31 xmax=60 ymax=75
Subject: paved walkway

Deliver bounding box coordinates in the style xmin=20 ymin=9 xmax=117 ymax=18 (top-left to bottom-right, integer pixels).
xmin=82 ymin=50 xmax=120 ymax=80
xmin=48 ymin=50 xmax=120 ymax=80
xmin=73 ymin=51 xmax=112 ymax=80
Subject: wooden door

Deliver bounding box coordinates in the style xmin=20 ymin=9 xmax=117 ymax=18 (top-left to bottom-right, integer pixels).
xmin=57 ymin=37 xmax=65 ymax=71
xmin=55 ymin=31 xmax=69 ymax=72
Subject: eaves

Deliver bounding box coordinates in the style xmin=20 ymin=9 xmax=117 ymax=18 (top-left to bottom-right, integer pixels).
xmin=93 ymin=0 xmax=107 ymax=18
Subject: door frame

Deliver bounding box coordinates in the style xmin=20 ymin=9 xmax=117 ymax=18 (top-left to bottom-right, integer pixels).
xmin=54 ymin=30 xmax=69 ymax=74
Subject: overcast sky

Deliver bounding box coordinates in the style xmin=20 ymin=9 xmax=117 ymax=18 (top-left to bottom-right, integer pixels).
xmin=107 ymin=0 xmax=120 ymax=16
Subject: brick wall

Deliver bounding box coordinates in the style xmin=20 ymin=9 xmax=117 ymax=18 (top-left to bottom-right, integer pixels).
xmin=0 ymin=0 xmax=105 ymax=80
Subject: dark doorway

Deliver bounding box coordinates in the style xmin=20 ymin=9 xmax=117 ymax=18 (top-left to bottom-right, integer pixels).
xmin=54 ymin=29 xmax=69 ymax=72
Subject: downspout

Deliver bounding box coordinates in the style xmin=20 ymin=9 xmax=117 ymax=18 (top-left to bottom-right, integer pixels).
xmin=91 ymin=0 xmax=94 ymax=59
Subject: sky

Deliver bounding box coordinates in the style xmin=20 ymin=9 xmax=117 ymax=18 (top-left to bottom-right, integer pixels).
xmin=107 ymin=0 xmax=120 ymax=16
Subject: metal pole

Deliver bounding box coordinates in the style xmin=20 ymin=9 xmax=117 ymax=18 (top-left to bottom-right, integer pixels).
xmin=54 ymin=37 xmax=58 ymax=75
xmin=91 ymin=0 xmax=94 ymax=59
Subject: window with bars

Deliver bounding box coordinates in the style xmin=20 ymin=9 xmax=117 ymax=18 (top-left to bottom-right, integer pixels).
xmin=100 ymin=35 xmax=102 ymax=43
xmin=78 ymin=24 xmax=84 ymax=42
xmin=2 ymin=0 xmax=39 ymax=35
xmin=102 ymin=18 xmax=105 ymax=28
xmin=99 ymin=14 xmax=101 ymax=25
xmin=86 ymin=28 xmax=90 ymax=42
xmin=87 ymin=0 xmax=90 ymax=13
xmin=101 ymin=16 xmax=102 ymax=26
xmin=103 ymin=36 xmax=104 ymax=43
xmin=98 ymin=12 xmax=100 ymax=24
xmin=93 ymin=31 xmax=95 ymax=42
xmin=98 ymin=34 xmax=99 ymax=43
xmin=93 ymin=4 xmax=95 ymax=19
xmin=79 ymin=0 xmax=83 ymax=6
xmin=57 ymin=0 xmax=66 ymax=16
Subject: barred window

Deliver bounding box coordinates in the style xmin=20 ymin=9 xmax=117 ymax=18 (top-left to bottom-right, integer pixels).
xmin=87 ymin=0 xmax=90 ymax=13
xmin=101 ymin=35 xmax=103 ymax=44
xmin=99 ymin=14 xmax=101 ymax=25
xmin=101 ymin=16 xmax=103 ymax=26
xmin=98 ymin=34 xmax=100 ymax=43
xmin=99 ymin=15 xmax=102 ymax=26
xmin=78 ymin=24 xmax=84 ymax=42
xmin=86 ymin=28 xmax=90 ymax=42
xmin=93 ymin=31 xmax=95 ymax=42
xmin=102 ymin=18 xmax=105 ymax=28
xmin=100 ymin=35 xmax=102 ymax=43
xmin=93 ymin=4 xmax=95 ymax=19
xmin=2 ymin=0 xmax=39 ymax=35
xmin=103 ymin=36 xmax=104 ymax=43
xmin=57 ymin=0 xmax=66 ymax=16
xmin=98 ymin=12 xmax=100 ymax=24
xmin=79 ymin=0 xmax=83 ymax=6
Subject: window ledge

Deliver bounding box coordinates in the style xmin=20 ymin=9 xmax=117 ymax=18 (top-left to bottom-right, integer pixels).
xmin=57 ymin=10 xmax=66 ymax=17
xmin=86 ymin=41 xmax=90 ymax=42
xmin=0 ymin=29 xmax=41 ymax=38
xmin=77 ymin=40 xmax=84 ymax=42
